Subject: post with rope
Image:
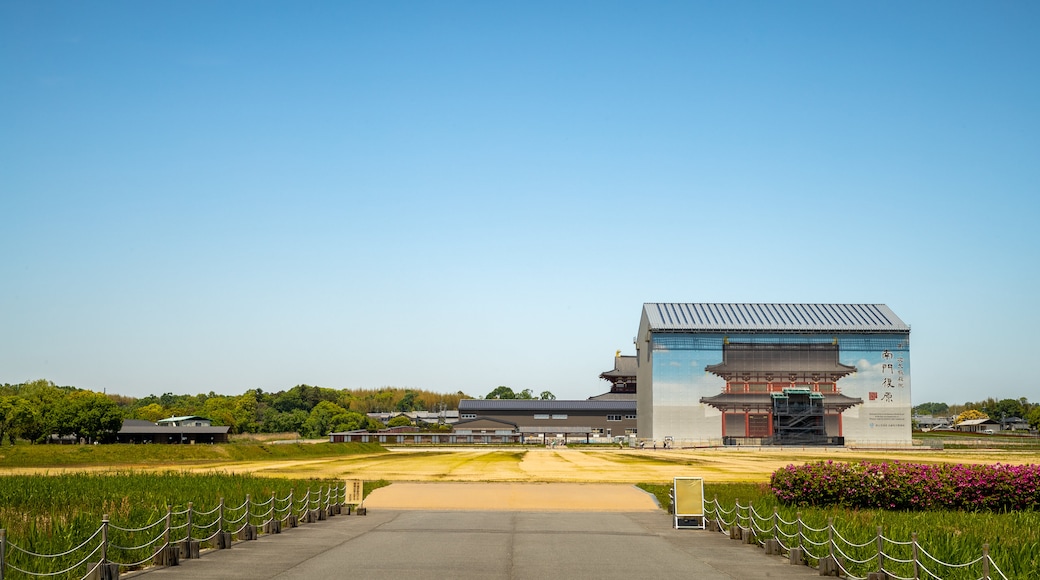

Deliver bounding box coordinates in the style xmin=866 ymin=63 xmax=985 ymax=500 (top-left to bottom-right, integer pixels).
xmin=1 ymin=528 xmax=6 ymax=580
xmin=179 ymin=502 xmax=199 ymax=559
xmin=728 ymin=498 xmax=741 ymax=540
xmin=743 ymin=501 xmax=756 ymax=544
xmin=789 ymin=512 xmax=805 ymax=566
xmin=88 ymin=515 xmax=119 ymax=580
xmin=216 ymin=497 xmax=232 ymax=549
xmin=317 ymin=486 xmax=328 ymax=521
xmin=264 ymin=492 xmax=281 ymax=535
xmin=982 ymin=544 xmax=990 ymax=580
xmin=911 ymin=533 xmax=920 ymax=579
xmin=153 ymin=507 xmax=178 ymax=567
xmin=876 ymin=526 xmax=885 ymax=575
xmin=286 ymin=488 xmax=298 ymax=528
xmin=332 ymin=482 xmax=342 ymax=515
xmin=764 ymin=507 xmax=781 ymax=555
xmin=242 ymin=495 xmax=257 ymax=540
xmin=818 ymin=517 xmax=839 ymax=576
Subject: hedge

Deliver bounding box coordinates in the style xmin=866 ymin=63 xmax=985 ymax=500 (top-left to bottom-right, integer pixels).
xmin=770 ymin=460 xmax=1040 ymax=511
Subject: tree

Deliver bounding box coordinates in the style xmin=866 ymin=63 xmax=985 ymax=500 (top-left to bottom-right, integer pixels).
xmin=486 ymin=386 xmax=516 ymax=400
xmin=332 ymin=411 xmax=367 ymax=433
xmin=202 ymin=397 xmax=238 ymax=432
xmin=396 ymin=391 xmax=420 ymax=412
xmin=73 ymin=392 xmax=124 ymax=442
xmin=386 ymin=415 xmax=413 ymax=428
xmin=260 ymin=408 xmax=309 ymax=434
xmin=133 ymin=403 xmax=168 ymax=423
xmin=53 ymin=391 xmax=124 ymax=443
xmin=913 ymin=402 xmax=948 ymax=416
xmin=539 ymin=391 xmax=556 ymax=400
xmin=14 ymin=380 xmax=64 ymax=443
xmin=232 ymin=392 xmax=260 ymax=434
xmin=365 ymin=417 xmax=385 ymax=432
xmin=982 ymin=399 xmax=1025 ymax=422
xmin=517 ymin=389 xmax=535 ymax=400
xmin=303 ymin=401 xmax=350 ymax=438
xmin=1028 ymin=406 xmax=1040 ymax=431
xmin=0 ymin=396 xmax=25 ymax=445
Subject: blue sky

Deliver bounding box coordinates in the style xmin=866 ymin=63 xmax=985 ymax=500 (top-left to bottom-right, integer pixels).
xmin=2 ymin=1 xmax=1038 ymax=404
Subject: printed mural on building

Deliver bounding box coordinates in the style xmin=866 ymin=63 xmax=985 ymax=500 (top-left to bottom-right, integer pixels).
xmin=650 ymin=333 xmax=911 ymax=444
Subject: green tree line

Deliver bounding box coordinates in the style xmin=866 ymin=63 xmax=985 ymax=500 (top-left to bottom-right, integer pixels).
xmin=0 ymin=380 xmax=475 ymax=443
xmin=914 ymin=397 xmax=1040 ymax=429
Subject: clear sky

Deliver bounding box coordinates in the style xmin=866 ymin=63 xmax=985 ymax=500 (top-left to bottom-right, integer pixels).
xmin=2 ymin=1 xmax=1038 ymax=404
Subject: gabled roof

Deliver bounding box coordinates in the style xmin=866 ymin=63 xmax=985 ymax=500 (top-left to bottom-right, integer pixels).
xmin=600 ymin=355 xmax=637 ymax=380
xmin=957 ymin=418 xmax=998 ymax=426
xmin=157 ymin=415 xmax=211 ymax=423
xmin=643 ymin=303 xmax=909 ymax=333
xmin=705 ymin=343 xmax=857 ymax=378
xmin=118 ymin=425 xmax=230 ymax=434
xmin=453 ymin=417 xmax=519 ymax=429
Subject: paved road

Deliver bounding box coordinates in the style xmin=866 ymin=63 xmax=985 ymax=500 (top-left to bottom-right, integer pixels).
xmin=128 ymin=509 xmax=820 ymax=580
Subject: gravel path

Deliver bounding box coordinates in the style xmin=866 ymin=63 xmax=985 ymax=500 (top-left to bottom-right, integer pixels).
xmin=362 ymin=482 xmax=662 ymax=511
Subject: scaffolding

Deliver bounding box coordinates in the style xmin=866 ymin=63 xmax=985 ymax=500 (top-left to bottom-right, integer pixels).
xmin=770 ymin=388 xmax=837 ymax=445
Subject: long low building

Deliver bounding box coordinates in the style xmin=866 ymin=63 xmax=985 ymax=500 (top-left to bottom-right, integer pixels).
xmin=115 ymin=419 xmax=231 ymax=444
xmin=330 ymin=399 xmax=638 ymax=445
xmin=458 ymin=399 xmax=637 ymax=443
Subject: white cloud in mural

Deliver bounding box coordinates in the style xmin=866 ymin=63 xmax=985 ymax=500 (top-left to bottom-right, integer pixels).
xmin=654 ymin=376 xmax=725 ymax=403
xmin=838 ymin=357 xmax=909 ymax=408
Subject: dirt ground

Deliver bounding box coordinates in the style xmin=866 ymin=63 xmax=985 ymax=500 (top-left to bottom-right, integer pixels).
xmin=360 ymin=481 xmax=662 ymax=511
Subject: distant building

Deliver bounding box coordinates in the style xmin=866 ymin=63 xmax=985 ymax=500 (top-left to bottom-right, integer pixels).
xmin=591 ymin=351 xmax=637 ymax=401
xmin=457 ymin=399 xmax=637 ymax=444
xmin=116 ymin=418 xmax=229 ymax=444
xmin=365 ymin=410 xmax=460 ymax=425
xmin=955 ymin=418 xmax=1000 ymax=433
xmin=157 ymin=416 xmax=212 ymax=427
xmin=914 ymin=415 xmax=952 ymax=430
xmin=1002 ymin=417 xmax=1031 ymax=431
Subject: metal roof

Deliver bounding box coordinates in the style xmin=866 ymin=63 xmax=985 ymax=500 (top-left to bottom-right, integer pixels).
xmin=644 ymin=303 xmax=909 ymax=333
xmin=157 ymin=415 xmax=211 ymax=423
xmin=118 ymin=425 xmax=230 ymax=434
xmin=459 ymin=399 xmax=636 ymax=412
xmin=957 ymin=418 xmax=998 ymax=426
xmin=517 ymin=426 xmax=594 ymax=434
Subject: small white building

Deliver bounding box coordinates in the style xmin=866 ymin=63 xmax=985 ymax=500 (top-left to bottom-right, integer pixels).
xmin=954 ymin=418 xmax=1000 ymax=433
xmin=157 ymin=415 xmax=213 ymax=427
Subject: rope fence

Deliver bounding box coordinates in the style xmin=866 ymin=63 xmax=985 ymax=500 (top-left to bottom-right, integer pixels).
xmin=0 ymin=481 xmax=363 ymax=580
xmin=702 ymin=497 xmax=1008 ymax=579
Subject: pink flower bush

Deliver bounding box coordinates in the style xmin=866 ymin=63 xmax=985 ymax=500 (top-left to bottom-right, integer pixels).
xmin=770 ymin=461 xmax=1040 ymax=511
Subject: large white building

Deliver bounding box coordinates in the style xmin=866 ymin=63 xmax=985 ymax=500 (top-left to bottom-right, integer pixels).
xmin=635 ymin=303 xmax=911 ymax=447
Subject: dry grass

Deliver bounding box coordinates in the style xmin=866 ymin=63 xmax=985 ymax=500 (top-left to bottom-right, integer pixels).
xmin=140 ymin=446 xmax=1040 ymax=484
xmin=6 ymin=445 xmax=1038 ymax=484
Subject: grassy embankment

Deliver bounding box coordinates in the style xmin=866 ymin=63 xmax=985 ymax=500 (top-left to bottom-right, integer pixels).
xmin=0 ymin=440 xmax=386 ymax=469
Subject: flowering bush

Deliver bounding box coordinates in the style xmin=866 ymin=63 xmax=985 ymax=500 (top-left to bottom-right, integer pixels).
xmin=770 ymin=461 xmax=1040 ymax=511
